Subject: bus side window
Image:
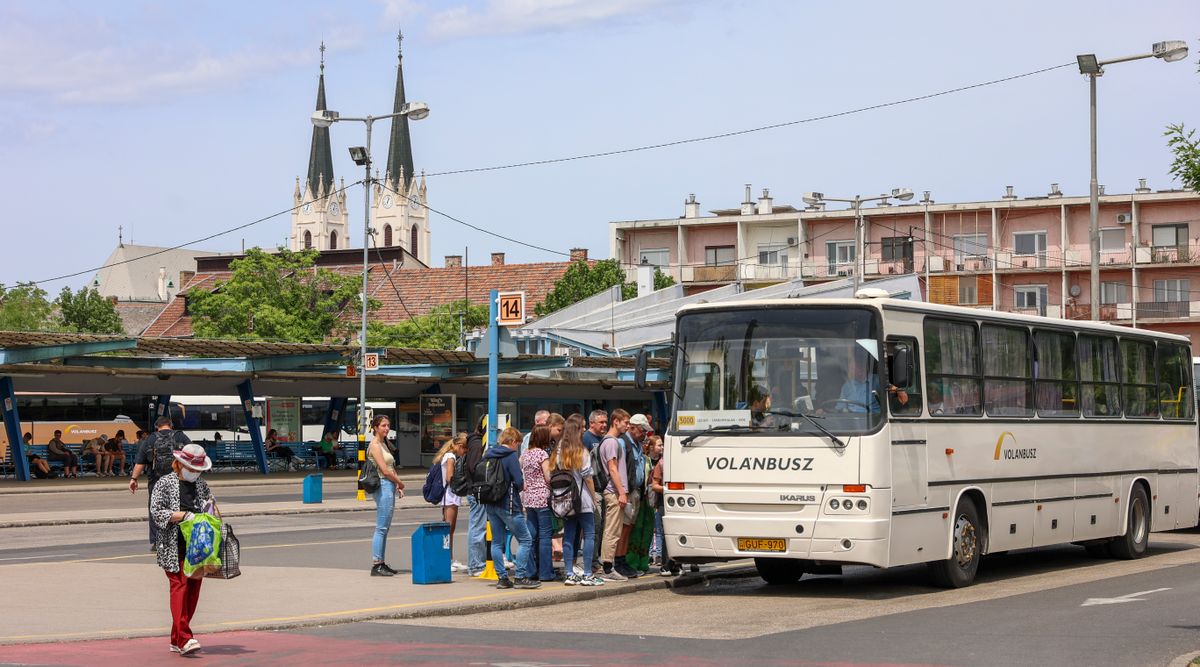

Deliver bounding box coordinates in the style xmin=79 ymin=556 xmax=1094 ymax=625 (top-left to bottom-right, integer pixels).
xmin=887 ymin=338 xmax=922 ymax=416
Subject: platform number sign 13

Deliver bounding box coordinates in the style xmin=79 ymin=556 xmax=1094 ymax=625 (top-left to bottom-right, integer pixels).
xmin=363 ymin=353 xmax=380 ymax=371
xmin=497 ymin=291 xmax=526 ymax=327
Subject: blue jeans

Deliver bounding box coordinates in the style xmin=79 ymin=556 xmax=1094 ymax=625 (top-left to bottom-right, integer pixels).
xmin=525 ymin=506 xmax=555 ymax=581
xmin=563 ymin=511 xmax=596 ymax=575
xmin=371 ymin=479 xmax=396 ymax=562
xmin=466 ymin=495 xmax=488 ymax=574
xmin=486 ymin=504 xmax=532 ymax=580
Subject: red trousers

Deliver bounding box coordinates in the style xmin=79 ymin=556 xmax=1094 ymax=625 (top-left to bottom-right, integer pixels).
xmin=165 ymin=559 xmax=203 ymax=647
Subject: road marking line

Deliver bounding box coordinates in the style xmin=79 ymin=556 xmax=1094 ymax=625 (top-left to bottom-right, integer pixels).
xmin=0 ymin=553 xmax=76 ymax=561
xmin=1080 ymin=586 xmax=1172 ymax=606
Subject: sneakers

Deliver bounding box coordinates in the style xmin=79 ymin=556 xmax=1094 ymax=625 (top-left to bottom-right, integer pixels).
xmin=659 ymin=565 xmax=673 ymax=577
xmin=672 ymin=564 xmax=684 ymax=576
xmin=514 ymin=577 xmax=542 ymax=589
xmin=572 ymin=564 xmax=584 ymax=577
xmin=450 ymin=561 xmax=468 ymax=573
xmin=495 ymin=577 xmax=514 ymax=589
xmin=600 ymin=566 xmax=627 ymax=582
xmin=380 ymin=562 xmax=399 ymax=575
xmin=563 ymin=574 xmax=581 ymax=586
xmin=579 ymin=574 xmax=605 ymax=586
xmin=370 ymin=563 xmax=395 ymax=577
xmin=615 ymin=562 xmax=639 ymax=579
xmin=169 ymin=645 xmax=181 ymax=654
xmin=179 ymin=638 xmax=201 ymax=655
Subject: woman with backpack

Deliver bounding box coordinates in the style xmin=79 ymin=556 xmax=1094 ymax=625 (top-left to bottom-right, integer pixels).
xmin=367 ymin=415 xmax=405 ymax=577
xmin=520 ymin=425 xmax=555 ymax=582
xmin=555 ymin=418 xmax=603 ymax=587
xmin=434 ymin=432 xmax=468 ymax=573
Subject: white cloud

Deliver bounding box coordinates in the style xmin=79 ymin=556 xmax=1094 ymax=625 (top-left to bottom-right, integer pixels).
xmin=424 ymin=0 xmax=681 ymax=39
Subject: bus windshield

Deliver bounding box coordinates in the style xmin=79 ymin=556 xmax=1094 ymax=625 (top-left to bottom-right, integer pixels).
xmin=672 ymin=306 xmax=883 ymax=436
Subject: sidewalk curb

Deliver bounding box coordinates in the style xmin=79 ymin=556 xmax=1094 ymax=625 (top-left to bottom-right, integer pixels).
xmin=0 ymin=505 xmax=378 ymax=529
xmin=1168 ymin=651 xmax=1200 ymax=667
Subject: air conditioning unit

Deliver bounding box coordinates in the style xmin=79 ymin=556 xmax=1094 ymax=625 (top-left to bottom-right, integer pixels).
xmin=1116 ymin=213 xmax=1133 ymax=224
xmin=786 ymin=237 xmax=797 ymax=246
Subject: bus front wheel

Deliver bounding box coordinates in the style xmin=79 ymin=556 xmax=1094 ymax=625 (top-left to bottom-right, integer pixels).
xmin=1109 ymin=484 xmax=1150 ymax=560
xmin=928 ymin=499 xmax=984 ymax=588
xmin=755 ymin=557 xmax=805 ymax=585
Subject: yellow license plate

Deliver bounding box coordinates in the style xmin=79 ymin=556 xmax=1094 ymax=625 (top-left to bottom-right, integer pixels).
xmin=737 ymin=538 xmax=786 ymax=552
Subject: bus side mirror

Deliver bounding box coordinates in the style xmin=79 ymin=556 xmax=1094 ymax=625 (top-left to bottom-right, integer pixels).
xmin=889 ymin=348 xmax=912 ymax=389
xmin=634 ymin=350 xmax=649 ymax=391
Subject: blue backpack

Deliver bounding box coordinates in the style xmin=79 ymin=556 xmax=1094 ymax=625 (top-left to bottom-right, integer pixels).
xmin=422 ymin=460 xmax=446 ymax=504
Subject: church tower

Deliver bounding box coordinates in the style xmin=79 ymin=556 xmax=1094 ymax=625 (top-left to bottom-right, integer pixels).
xmin=371 ymin=30 xmax=429 ymax=264
xmin=292 ymin=43 xmax=349 ymax=252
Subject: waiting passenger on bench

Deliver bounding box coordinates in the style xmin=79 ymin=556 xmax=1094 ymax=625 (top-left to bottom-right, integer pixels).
xmin=265 ymin=429 xmax=299 ymax=471
xmin=24 ymin=432 xmax=53 ymax=479
xmin=319 ymin=431 xmax=339 ymax=469
xmin=47 ymin=430 xmax=79 ymax=478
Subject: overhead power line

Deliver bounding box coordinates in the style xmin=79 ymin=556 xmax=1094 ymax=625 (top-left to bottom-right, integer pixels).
xmin=425 ymin=62 xmax=1076 ymax=178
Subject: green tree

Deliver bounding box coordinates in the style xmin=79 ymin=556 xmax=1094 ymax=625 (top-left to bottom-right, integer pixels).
xmin=0 ymin=283 xmax=53 ymax=331
xmin=368 ymin=299 xmax=488 ymax=350
xmin=1166 ymin=122 xmax=1200 ymax=192
xmin=55 ymin=286 xmax=124 ymax=334
xmin=533 ymin=259 xmax=675 ymax=316
xmin=188 ymin=247 xmax=373 ymax=343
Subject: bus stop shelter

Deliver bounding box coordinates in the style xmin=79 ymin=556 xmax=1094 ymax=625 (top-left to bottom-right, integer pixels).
xmin=0 ymin=331 xmax=668 ymax=481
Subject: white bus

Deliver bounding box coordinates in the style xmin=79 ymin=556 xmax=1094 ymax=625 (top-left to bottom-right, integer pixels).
xmin=653 ymin=294 xmax=1198 ymax=587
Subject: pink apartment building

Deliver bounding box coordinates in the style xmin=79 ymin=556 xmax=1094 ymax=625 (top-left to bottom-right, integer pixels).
xmin=610 ymin=182 xmax=1200 ymax=353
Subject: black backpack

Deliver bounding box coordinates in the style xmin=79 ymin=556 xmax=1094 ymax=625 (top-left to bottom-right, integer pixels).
xmin=590 ymin=446 xmax=609 ymax=493
xmin=474 ymin=457 xmax=509 ymax=504
xmin=549 ymin=468 xmax=581 ymax=518
xmin=450 ymin=435 xmax=482 ymax=496
xmin=149 ymin=431 xmax=179 ymax=480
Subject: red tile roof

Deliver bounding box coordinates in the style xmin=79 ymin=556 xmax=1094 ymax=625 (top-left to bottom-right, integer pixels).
xmin=142 ymin=259 xmax=586 ymax=338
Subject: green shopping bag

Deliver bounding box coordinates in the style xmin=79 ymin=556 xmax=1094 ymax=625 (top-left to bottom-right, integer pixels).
xmin=180 ymin=513 xmax=223 ymax=578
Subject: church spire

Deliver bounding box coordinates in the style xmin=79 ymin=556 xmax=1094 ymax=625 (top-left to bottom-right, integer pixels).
xmin=306 ymin=42 xmax=335 ymax=199
xmin=384 ymin=29 xmax=416 ymax=192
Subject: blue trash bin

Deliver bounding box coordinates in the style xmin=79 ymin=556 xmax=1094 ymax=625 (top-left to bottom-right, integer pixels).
xmin=302 ymin=473 xmax=323 ymax=504
xmin=411 ymin=521 xmax=452 ymax=584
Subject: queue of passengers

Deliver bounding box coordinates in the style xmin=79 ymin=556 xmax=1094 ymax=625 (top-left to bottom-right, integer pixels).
xmin=367 ymin=408 xmax=681 ymax=587
xmin=22 ymin=429 xmax=135 ymax=479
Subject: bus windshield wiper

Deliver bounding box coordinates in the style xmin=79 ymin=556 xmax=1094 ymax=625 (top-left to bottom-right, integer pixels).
xmin=764 ymin=410 xmax=847 ymax=449
xmin=680 ymin=424 xmax=757 ymax=446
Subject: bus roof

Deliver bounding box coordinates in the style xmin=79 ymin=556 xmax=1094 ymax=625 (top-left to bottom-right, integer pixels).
xmin=674 ymin=297 xmax=1193 ymax=344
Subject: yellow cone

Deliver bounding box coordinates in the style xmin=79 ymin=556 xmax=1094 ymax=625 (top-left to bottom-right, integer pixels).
xmin=478 ymin=519 xmax=498 ymax=580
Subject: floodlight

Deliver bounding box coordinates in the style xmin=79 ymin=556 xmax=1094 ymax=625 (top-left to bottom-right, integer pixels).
xmin=1152 ymin=40 xmax=1189 ymax=63
xmin=1076 ymin=54 xmax=1101 ymax=75
xmin=802 ymin=192 xmax=824 ymax=206
xmin=348 ymin=146 xmax=369 ymax=166
xmin=311 ymin=109 xmax=340 ymax=127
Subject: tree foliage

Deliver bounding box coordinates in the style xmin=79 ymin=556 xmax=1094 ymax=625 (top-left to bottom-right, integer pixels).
xmin=0 ymin=283 xmax=53 ymax=331
xmin=56 ymin=286 xmax=124 ymax=334
xmin=534 ymin=259 xmax=676 ymax=316
xmin=367 ymin=299 xmax=488 ymax=350
xmin=188 ymin=248 xmax=373 ymax=343
xmin=1166 ymin=122 xmax=1200 ymax=193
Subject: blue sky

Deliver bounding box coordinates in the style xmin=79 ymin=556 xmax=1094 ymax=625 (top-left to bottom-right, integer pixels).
xmin=2 ymin=0 xmax=1198 ymax=289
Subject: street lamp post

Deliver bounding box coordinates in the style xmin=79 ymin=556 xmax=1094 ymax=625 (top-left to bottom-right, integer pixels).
xmin=1076 ymin=41 xmax=1188 ymax=321
xmin=311 ymin=102 xmax=430 ymax=488
xmin=802 ymin=189 xmax=915 ymax=293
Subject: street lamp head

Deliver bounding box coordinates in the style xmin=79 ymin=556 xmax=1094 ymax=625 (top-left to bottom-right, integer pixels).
xmin=1152 ymin=40 xmax=1189 ymax=63
xmin=802 ymin=192 xmax=824 ymax=206
xmin=311 ymin=109 xmax=340 ymax=127
xmin=1076 ymin=54 xmax=1102 ymax=75
xmin=348 ymin=146 xmax=369 ymax=166
xmin=401 ymin=101 xmax=430 ymax=121
xmin=892 ymin=188 xmax=915 ymax=202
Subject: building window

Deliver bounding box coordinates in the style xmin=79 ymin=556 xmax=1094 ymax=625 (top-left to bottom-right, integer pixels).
xmin=303 ymin=231 xmax=312 ymax=249
xmin=1100 ymin=227 xmax=1125 ymax=253
xmin=1100 ymin=281 xmax=1127 ymax=304
xmin=959 ymin=275 xmax=979 ymax=305
xmin=1151 ymin=223 xmax=1188 ymax=248
xmin=826 ymin=240 xmax=855 ymax=276
xmin=954 ymin=233 xmax=989 ymax=265
xmin=330 ymin=231 xmax=337 ymax=250
xmin=704 ymin=246 xmax=735 ymax=266
xmin=881 ymin=236 xmax=912 ymax=262
xmin=639 ymin=248 xmax=670 ymax=268
xmin=1153 ymin=279 xmax=1189 ymax=302
xmin=1014 ymin=284 xmax=1048 ymax=316
xmin=758 ymin=243 xmax=789 ymax=267
xmin=383 ymin=224 xmax=393 ymax=246
xmin=1013 ymin=231 xmax=1047 ymax=257
xmin=411 ymin=226 xmax=419 ymax=259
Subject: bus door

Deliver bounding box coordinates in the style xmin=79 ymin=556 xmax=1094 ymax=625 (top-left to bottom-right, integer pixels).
xmin=886 ymin=338 xmax=928 ymax=508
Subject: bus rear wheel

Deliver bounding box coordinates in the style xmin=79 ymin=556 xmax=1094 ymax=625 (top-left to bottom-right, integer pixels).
xmin=755 ymin=557 xmax=806 ymax=585
xmin=928 ymin=498 xmax=984 ymax=588
xmin=1109 ymin=484 xmax=1150 ymax=560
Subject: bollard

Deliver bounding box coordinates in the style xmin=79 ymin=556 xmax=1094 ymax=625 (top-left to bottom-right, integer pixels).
xmin=302 ymin=473 xmax=323 ymax=504
xmin=411 ymin=522 xmax=452 ymax=584
xmin=478 ymin=520 xmax=498 ymax=581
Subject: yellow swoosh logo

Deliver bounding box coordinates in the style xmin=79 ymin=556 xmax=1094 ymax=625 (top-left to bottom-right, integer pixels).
xmin=994 ymin=431 xmax=1015 ymax=460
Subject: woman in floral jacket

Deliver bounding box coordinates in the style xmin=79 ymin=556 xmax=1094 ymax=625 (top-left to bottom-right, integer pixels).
xmin=150 ymin=443 xmax=217 ymax=656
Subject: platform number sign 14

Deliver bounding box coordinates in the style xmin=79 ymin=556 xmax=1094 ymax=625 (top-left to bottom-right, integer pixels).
xmin=497 ymin=291 xmax=526 ymax=327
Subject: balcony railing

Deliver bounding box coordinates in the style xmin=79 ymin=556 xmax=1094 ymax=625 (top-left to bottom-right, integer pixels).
xmin=1136 ymin=300 xmax=1191 ymax=318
